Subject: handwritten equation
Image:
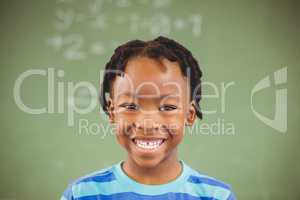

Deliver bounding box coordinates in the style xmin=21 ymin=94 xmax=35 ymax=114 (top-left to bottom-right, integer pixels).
xmin=47 ymin=0 xmax=203 ymax=60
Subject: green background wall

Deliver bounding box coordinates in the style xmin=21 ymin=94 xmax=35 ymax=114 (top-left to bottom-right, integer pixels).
xmin=1 ymin=0 xmax=299 ymax=199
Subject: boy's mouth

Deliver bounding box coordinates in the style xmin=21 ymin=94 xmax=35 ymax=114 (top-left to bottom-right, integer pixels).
xmin=131 ymin=138 xmax=167 ymax=150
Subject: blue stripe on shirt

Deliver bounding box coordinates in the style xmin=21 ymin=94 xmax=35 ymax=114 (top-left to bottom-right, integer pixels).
xmin=76 ymin=192 xmax=216 ymax=200
xmin=187 ymin=175 xmax=231 ymax=190
xmin=76 ymin=171 xmax=116 ymax=183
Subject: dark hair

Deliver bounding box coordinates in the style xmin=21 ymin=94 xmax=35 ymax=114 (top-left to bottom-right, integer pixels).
xmin=99 ymin=36 xmax=203 ymax=119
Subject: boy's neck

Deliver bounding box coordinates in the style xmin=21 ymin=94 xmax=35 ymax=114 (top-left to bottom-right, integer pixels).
xmin=121 ymin=153 xmax=182 ymax=185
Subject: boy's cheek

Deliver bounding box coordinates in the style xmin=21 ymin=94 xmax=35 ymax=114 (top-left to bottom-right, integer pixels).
xmin=115 ymin=127 xmax=131 ymax=149
xmin=116 ymin=122 xmax=130 ymax=138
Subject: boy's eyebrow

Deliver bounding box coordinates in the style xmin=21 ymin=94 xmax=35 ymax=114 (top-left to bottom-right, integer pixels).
xmin=117 ymin=92 xmax=179 ymax=99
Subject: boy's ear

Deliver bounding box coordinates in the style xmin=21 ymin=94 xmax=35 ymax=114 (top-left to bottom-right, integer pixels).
xmin=107 ymin=98 xmax=115 ymax=123
xmin=185 ymin=101 xmax=196 ymax=126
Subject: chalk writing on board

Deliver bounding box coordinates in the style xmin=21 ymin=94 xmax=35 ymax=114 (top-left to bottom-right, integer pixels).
xmin=47 ymin=0 xmax=203 ymax=61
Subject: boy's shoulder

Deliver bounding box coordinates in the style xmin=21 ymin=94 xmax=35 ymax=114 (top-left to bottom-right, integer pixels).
xmin=186 ymin=164 xmax=232 ymax=189
xmin=185 ymin=164 xmax=236 ymax=200
xmin=61 ymin=165 xmax=117 ymax=200
xmin=71 ymin=165 xmax=116 ymax=185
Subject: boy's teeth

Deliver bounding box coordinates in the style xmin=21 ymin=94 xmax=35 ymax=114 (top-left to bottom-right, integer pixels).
xmin=134 ymin=139 xmax=164 ymax=149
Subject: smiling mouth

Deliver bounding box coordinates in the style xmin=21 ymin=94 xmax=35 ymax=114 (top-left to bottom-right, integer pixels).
xmin=131 ymin=138 xmax=166 ymax=150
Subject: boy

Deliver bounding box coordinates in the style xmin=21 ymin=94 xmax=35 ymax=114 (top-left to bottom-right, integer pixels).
xmin=61 ymin=36 xmax=236 ymax=200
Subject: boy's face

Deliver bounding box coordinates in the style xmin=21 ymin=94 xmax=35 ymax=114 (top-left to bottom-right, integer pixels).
xmin=108 ymin=56 xmax=196 ymax=169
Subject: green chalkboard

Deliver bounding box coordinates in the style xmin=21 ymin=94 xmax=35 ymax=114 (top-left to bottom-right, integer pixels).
xmin=0 ymin=0 xmax=299 ymax=199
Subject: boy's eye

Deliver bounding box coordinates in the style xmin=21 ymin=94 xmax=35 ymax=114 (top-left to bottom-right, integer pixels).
xmin=159 ymin=104 xmax=178 ymax=112
xmin=119 ymin=103 xmax=139 ymax=111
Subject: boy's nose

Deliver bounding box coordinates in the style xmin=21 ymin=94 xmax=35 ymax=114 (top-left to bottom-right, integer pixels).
xmin=133 ymin=118 xmax=160 ymax=132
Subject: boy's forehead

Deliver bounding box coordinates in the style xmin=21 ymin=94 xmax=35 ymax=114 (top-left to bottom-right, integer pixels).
xmin=114 ymin=76 xmax=187 ymax=93
xmin=111 ymin=56 xmax=190 ymax=98
xmin=126 ymin=56 xmax=172 ymax=72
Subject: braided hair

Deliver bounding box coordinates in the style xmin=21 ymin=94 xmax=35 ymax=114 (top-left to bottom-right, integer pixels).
xmin=100 ymin=36 xmax=203 ymax=119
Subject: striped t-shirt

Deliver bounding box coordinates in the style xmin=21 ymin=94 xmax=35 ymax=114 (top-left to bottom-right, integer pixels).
xmin=61 ymin=160 xmax=236 ymax=200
